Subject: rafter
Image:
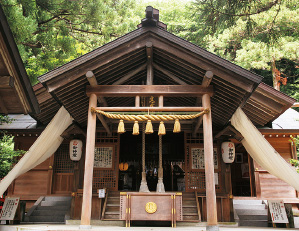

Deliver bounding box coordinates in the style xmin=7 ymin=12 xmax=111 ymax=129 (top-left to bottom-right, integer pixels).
xmin=112 ymin=63 xmax=146 ymax=85
xmin=153 ymin=63 xmax=187 ymax=85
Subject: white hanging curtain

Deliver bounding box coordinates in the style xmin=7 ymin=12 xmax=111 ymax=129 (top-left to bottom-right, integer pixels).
xmin=231 ymin=107 xmax=299 ymax=191
xmin=0 ymin=106 xmax=73 ymax=196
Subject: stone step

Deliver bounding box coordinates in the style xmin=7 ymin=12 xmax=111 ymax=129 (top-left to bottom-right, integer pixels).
xmin=233 ymin=200 xmax=263 ymax=205
xmin=236 ymin=209 xmax=267 ymax=216
xmin=40 ymin=201 xmax=71 ymax=207
xmin=234 ymin=204 xmax=266 ymax=210
xmin=239 ymin=220 xmax=269 ymax=227
xmin=32 ymin=210 xmax=66 ymax=216
xmin=28 ymin=215 xmax=65 ymax=223
xmin=36 ymin=205 xmax=70 ymax=211
xmin=44 ymin=196 xmax=72 ymax=202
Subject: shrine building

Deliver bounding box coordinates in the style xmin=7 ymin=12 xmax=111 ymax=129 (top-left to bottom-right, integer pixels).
xmin=1 ymin=6 xmax=299 ymax=230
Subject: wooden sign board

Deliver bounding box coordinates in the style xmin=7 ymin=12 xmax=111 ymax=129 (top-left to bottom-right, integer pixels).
xmin=0 ymin=197 xmax=20 ymax=220
xmin=268 ymin=200 xmax=288 ymax=224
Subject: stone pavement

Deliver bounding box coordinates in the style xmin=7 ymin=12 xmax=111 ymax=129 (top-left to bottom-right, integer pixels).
xmin=0 ymin=225 xmax=296 ymax=231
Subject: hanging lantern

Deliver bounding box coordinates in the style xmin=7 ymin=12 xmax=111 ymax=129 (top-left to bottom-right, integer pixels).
xmin=70 ymin=139 xmax=83 ymax=161
xmin=221 ymin=142 xmax=235 ymax=163
xmin=119 ymin=162 xmax=129 ymax=171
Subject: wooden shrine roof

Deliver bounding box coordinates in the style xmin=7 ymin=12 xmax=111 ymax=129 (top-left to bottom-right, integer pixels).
xmin=33 ymin=16 xmax=295 ymax=131
xmin=0 ymin=6 xmax=39 ymax=114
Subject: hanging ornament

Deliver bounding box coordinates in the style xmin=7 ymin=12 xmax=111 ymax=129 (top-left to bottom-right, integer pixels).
xmin=132 ymin=121 xmax=139 ymax=135
xmin=173 ymin=119 xmax=181 ymax=133
xmin=119 ymin=162 xmax=129 ymax=171
xmin=69 ymin=139 xmax=83 ymax=161
xmin=158 ymin=121 xmax=166 ymax=136
xmin=221 ymin=142 xmax=235 ymax=163
xmin=118 ymin=120 xmax=125 ymax=134
xmin=145 ymin=120 xmax=153 ymax=134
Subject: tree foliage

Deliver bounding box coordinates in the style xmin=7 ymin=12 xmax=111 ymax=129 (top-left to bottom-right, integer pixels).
xmin=290 ymin=135 xmax=299 ymax=173
xmin=1 ymin=0 xmax=140 ymax=84
xmin=1 ymin=0 xmax=298 ymax=104
xmin=187 ymin=0 xmax=299 ymax=103
xmin=0 ymin=116 xmax=23 ymax=178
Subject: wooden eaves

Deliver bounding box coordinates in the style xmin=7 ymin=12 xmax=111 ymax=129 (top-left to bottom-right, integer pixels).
xmin=0 ymin=6 xmax=39 ymax=114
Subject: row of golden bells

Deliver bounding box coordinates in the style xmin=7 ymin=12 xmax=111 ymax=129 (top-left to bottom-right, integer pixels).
xmin=117 ymin=119 xmax=181 ymax=135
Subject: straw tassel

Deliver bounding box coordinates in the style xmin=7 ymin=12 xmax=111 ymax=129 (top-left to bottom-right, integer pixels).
xmin=158 ymin=121 xmax=166 ymax=136
xmin=145 ymin=120 xmax=153 ymax=134
xmin=173 ymin=119 xmax=181 ymax=133
xmin=132 ymin=121 xmax=139 ymax=135
xmin=118 ymin=120 xmax=125 ymax=134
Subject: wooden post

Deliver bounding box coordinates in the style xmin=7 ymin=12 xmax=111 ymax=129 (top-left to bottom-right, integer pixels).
xmin=80 ymin=93 xmax=97 ymax=229
xmin=202 ymin=93 xmax=218 ymax=230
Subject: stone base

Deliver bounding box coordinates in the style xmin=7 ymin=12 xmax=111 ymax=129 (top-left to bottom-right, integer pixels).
xmin=206 ymin=225 xmax=219 ymax=231
xmin=79 ymin=224 xmax=92 ymax=229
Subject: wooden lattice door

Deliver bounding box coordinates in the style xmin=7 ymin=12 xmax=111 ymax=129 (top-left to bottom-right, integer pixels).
xmin=92 ymin=132 xmax=119 ymax=191
xmin=184 ymin=133 xmax=221 ymax=193
xmin=52 ymin=143 xmax=75 ymax=194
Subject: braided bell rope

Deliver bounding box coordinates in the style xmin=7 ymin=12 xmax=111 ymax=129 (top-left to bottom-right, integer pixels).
xmin=91 ymin=107 xmax=209 ymax=121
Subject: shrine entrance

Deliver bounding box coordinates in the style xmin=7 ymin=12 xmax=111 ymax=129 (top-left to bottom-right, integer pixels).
xmin=118 ymin=132 xmax=185 ymax=192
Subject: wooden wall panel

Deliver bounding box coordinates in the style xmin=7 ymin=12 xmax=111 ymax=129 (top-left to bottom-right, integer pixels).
xmin=259 ymin=173 xmax=296 ymax=198
xmin=52 ymin=173 xmax=74 ymax=194
xmin=13 ymin=171 xmax=49 ymax=196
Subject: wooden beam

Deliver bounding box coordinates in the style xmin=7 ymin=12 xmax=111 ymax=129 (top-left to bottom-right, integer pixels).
xmin=0 ymin=96 xmax=8 ymax=114
xmin=95 ymin=106 xmax=204 ymax=112
xmin=135 ymin=96 xmax=140 ymax=107
xmin=291 ymin=102 xmax=299 ymax=107
xmin=112 ymin=63 xmax=147 ymax=85
xmin=80 ymin=93 xmax=97 ymax=228
xmin=86 ymin=71 xmax=108 ymax=107
xmin=202 ymin=71 xmax=214 ymax=87
xmin=86 ymin=71 xmax=111 ymax=136
xmin=196 ymin=71 xmax=214 ymax=105
xmin=153 ymin=63 xmax=187 ymax=85
xmin=192 ymin=116 xmax=203 ymax=138
xmin=0 ymin=76 xmax=14 ymax=88
xmin=86 ymin=85 xmax=213 ymax=97
xmin=146 ymin=42 xmax=153 ymax=85
xmin=202 ymin=93 xmax=218 ymax=227
xmin=159 ymin=95 xmax=163 ymax=107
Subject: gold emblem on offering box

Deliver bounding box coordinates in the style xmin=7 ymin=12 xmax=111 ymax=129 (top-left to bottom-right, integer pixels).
xmin=145 ymin=202 xmax=157 ymax=214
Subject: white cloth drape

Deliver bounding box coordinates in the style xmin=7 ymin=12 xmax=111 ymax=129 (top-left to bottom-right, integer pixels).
xmin=231 ymin=107 xmax=299 ymax=191
xmin=0 ymin=106 xmax=73 ymax=196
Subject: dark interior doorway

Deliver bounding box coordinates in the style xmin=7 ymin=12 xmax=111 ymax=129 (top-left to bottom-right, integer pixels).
xmin=231 ymin=149 xmax=251 ymax=196
xmin=118 ymin=132 xmax=185 ymax=191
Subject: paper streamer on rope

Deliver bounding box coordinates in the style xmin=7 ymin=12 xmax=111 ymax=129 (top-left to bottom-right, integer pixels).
xmin=0 ymin=106 xmax=73 ymax=196
xmin=231 ymin=107 xmax=299 ymax=191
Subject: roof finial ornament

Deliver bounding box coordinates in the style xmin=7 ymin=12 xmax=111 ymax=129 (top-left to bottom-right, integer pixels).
xmin=138 ymin=6 xmax=167 ymax=30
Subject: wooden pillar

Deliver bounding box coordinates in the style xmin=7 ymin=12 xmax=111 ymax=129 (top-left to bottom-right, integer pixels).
xmin=202 ymin=94 xmax=218 ymax=230
xmin=80 ymin=93 xmax=97 ymax=229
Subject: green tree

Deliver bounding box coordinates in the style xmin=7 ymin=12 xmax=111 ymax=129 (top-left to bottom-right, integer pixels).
xmin=0 ymin=116 xmax=24 ymax=178
xmin=187 ymin=0 xmax=298 ymax=102
xmin=1 ymin=0 xmax=141 ymax=85
xmin=290 ymin=135 xmax=299 ymax=173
